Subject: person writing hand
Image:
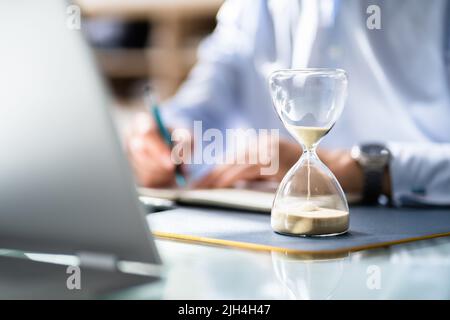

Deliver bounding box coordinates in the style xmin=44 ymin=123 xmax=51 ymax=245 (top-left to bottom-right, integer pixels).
xmin=126 ymin=113 xmax=178 ymax=187
xmin=194 ymin=138 xmax=301 ymax=189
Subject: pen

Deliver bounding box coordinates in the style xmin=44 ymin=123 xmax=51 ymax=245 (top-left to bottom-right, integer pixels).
xmin=144 ymin=87 xmax=187 ymax=187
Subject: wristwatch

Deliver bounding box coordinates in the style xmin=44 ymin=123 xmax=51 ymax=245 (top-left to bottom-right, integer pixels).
xmin=351 ymin=143 xmax=391 ymax=204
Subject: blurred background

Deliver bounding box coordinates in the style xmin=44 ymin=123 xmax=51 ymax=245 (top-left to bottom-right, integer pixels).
xmin=77 ymin=0 xmax=223 ymax=132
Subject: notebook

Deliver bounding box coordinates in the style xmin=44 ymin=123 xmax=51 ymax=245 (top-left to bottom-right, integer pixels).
xmin=138 ymin=187 xmax=361 ymax=213
xmin=148 ymin=206 xmax=450 ymax=254
xmin=138 ymin=187 xmax=275 ymax=212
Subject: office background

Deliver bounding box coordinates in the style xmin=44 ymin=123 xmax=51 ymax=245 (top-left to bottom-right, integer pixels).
xmin=78 ymin=0 xmax=223 ymax=135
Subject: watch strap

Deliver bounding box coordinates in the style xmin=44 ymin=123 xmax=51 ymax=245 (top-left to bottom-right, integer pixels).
xmin=362 ymin=168 xmax=383 ymax=204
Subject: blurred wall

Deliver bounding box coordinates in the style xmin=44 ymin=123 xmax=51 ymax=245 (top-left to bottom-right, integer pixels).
xmin=78 ymin=0 xmax=223 ymax=100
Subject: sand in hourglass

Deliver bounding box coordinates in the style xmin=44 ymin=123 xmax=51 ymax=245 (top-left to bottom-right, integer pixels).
xmin=272 ymin=204 xmax=349 ymax=236
xmin=273 ymin=125 xmax=349 ymax=236
xmin=287 ymin=125 xmax=330 ymax=150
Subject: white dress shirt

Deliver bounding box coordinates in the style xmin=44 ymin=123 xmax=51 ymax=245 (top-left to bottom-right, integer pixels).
xmin=162 ymin=0 xmax=450 ymax=206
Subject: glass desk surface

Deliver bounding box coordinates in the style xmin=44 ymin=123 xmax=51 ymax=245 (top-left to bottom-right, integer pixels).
xmin=2 ymin=236 xmax=450 ymax=299
xmin=117 ymin=236 xmax=450 ymax=300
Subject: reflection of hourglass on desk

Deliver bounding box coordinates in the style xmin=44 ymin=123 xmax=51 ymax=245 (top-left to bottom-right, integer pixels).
xmin=271 ymin=251 xmax=348 ymax=300
xmin=269 ymin=69 xmax=349 ymax=237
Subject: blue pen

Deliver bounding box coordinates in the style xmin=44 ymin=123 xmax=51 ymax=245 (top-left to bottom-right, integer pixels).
xmin=145 ymin=87 xmax=186 ymax=187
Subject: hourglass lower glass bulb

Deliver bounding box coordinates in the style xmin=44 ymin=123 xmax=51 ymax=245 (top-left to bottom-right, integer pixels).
xmin=271 ymin=129 xmax=349 ymax=236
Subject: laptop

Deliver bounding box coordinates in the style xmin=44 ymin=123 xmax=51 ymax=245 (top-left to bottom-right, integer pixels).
xmin=0 ymin=1 xmax=160 ymax=268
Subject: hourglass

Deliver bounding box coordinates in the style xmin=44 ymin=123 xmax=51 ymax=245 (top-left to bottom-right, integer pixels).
xmin=269 ymin=69 xmax=349 ymax=237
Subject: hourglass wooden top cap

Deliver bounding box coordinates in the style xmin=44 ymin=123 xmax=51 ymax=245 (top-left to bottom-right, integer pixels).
xmin=268 ymin=68 xmax=348 ymax=129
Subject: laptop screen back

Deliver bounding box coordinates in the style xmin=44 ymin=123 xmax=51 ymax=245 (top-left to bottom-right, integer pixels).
xmin=0 ymin=0 xmax=160 ymax=264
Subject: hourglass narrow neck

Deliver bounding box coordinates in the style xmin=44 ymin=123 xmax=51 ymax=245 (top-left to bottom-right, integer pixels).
xmin=301 ymin=143 xmax=319 ymax=159
xmin=303 ymin=143 xmax=318 ymax=153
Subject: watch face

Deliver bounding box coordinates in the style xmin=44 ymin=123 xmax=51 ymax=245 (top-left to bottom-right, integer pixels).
xmin=360 ymin=144 xmax=388 ymax=156
xmin=357 ymin=143 xmax=390 ymax=167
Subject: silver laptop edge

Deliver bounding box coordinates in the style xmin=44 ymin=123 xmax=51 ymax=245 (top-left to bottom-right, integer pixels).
xmin=0 ymin=1 xmax=161 ymax=265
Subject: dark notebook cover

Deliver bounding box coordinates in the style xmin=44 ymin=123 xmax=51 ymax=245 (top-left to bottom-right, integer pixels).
xmin=148 ymin=206 xmax=450 ymax=254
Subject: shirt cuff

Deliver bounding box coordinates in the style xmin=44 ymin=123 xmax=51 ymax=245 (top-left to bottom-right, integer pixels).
xmin=388 ymin=142 xmax=450 ymax=207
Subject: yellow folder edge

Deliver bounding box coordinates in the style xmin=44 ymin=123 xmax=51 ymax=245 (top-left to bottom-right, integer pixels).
xmin=152 ymin=230 xmax=450 ymax=255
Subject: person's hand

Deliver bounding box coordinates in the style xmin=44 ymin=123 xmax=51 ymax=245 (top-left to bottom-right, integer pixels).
xmin=126 ymin=113 xmax=176 ymax=187
xmin=318 ymin=149 xmax=391 ymax=196
xmin=194 ymin=137 xmax=301 ymax=188
xmin=317 ymin=149 xmax=364 ymax=194
xmin=193 ymin=143 xmax=378 ymax=195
